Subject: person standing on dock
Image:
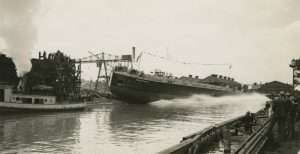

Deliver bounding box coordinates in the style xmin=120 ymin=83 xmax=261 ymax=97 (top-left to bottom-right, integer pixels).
xmin=243 ymin=111 xmax=256 ymax=134
xmin=272 ymin=92 xmax=288 ymax=140
xmin=287 ymin=95 xmax=298 ymax=139
xmin=283 ymin=92 xmax=291 ymax=139
xmin=297 ymin=96 xmax=300 ymax=120
xmin=265 ymin=100 xmax=272 ymax=117
xmin=222 ymin=125 xmax=231 ymax=154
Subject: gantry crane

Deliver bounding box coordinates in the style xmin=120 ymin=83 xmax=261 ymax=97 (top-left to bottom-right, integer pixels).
xmin=75 ymin=50 xmax=133 ymax=91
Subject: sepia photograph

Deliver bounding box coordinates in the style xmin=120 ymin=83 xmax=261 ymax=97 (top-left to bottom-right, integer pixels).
xmin=0 ymin=0 xmax=300 ymax=153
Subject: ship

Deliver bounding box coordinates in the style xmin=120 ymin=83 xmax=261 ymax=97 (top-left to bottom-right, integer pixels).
xmin=109 ymin=66 xmax=243 ymax=103
xmin=0 ymin=51 xmax=86 ymax=111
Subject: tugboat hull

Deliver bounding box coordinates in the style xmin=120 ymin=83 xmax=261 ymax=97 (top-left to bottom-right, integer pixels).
xmin=0 ymin=102 xmax=87 ymax=112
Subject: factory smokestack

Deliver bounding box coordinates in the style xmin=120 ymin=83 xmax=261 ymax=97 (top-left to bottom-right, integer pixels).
xmin=0 ymin=0 xmax=40 ymax=76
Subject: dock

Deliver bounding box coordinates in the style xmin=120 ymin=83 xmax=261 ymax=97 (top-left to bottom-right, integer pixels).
xmin=159 ymin=109 xmax=274 ymax=154
xmin=261 ymin=112 xmax=300 ymax=154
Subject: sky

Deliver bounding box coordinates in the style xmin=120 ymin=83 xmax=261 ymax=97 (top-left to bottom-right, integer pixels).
xmin=0 ymin=0 xmax=300 ymax=84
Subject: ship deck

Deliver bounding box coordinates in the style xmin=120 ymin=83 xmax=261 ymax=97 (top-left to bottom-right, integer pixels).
xmin=114 ymin=72 xmax=234 ymax=92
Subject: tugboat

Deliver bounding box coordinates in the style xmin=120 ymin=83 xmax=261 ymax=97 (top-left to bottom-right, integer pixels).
xmin=0 ymin=85 xmax=86 ymax=111
xmin=0 ymin=51 xmax=86 ymax=111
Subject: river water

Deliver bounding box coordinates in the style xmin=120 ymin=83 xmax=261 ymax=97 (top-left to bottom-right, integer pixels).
xmin=0 ymin=93 xmax=268 ymax=154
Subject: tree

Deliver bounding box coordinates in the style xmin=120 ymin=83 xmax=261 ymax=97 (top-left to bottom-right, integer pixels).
xmin=0 ymin=54 xmax=18 ymax=85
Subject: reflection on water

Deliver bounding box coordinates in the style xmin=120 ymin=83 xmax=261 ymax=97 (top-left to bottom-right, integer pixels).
xmin=0 ymin=112 xmax=81 ymax=154
xmin=0 ymin=93 xmax=268 ymax=154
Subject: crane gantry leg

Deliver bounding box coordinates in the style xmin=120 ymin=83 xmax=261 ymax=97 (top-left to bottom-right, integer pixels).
xmin=103 ymin=52 xmax=109 ymax=89
xmin=95 ymin=62 xmax=102 ymax=90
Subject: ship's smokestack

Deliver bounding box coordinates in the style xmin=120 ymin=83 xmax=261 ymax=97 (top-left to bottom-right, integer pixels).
xmin=132 ymin=46 xmax=136 ymax=62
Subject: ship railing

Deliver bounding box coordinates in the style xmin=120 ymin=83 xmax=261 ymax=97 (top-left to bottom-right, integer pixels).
xmin=172 ymin=79 xmax=231 ymax=91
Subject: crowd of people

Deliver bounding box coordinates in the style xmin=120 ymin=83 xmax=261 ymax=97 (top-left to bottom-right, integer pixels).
xmin=268 ymin=91 xmax=299 ymax=140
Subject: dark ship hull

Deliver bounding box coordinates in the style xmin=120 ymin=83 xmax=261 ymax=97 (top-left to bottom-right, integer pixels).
xmin=110 ymin=72 xmax=240 ymax=104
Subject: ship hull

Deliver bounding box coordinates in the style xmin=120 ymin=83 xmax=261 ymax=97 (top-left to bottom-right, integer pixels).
xmin=110 ymin=72 xmax=237 ymax=104
xmin=0 ymin=102 xmax=87 ymax=112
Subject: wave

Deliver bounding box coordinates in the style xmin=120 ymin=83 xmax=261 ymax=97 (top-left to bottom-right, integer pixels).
xmin=150 ymin=93 xmax=269 ymax=118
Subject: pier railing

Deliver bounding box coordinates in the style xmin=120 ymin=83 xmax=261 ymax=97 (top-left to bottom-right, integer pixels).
xmin=159 ymin=109 xmax=273 ymax=154
xmin=234 ymin=116 xmax=274 ymax=154
xmin=159 ymin=115 xmax=245 ymax=154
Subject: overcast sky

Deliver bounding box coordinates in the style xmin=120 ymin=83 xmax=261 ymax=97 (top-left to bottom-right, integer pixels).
xmin=1 ymin=0 xmax=299 ymax=84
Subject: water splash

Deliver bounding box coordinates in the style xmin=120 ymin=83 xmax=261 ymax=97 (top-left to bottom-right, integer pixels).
xmin=150 ymin=93 xmax=269 ymax=118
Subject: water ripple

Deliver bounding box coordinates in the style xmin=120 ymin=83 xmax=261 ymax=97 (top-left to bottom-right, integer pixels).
xmin=0 ymin=93 xmax=268 ymax=154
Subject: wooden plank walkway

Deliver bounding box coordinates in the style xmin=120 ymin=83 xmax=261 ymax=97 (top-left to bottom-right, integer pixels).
xmin=261 ymin=118 xmax=300 ymax=154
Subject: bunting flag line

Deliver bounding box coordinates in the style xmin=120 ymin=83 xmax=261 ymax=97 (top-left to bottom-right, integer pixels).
xmin=142 ymin=51 xmax=232 ymax=68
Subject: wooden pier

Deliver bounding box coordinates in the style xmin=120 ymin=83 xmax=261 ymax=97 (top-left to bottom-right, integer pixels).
xmin=159 ymin=109 xmax=274 ymax=154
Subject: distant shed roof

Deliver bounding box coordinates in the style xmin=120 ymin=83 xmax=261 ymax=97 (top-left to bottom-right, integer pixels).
xmin=258 ymin=81 xmax=293 ymax=93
